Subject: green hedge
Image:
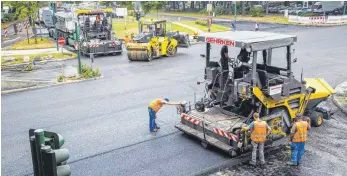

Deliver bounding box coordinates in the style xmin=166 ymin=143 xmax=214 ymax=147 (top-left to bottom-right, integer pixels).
xmin=195 ymin=19 xmax=208 ymax=26
xmin=250 ymin=7 xmax=264 ymax=17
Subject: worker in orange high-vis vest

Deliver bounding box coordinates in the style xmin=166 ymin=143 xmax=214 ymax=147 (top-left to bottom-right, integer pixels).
xmin=148 ymin=98 xmax=182 ymax=133
xmin=287 ymin=114 xmax=311 ymax=166
xmin=242 ymin=112 xmax=271 ymax=167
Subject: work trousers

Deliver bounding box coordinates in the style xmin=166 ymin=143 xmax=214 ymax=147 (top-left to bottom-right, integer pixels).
xmin=291 ymin=142 xmax=306 ymax=164
xmin=148 ymin=107 xmax=158 ymax=132
xmin=251 ymin=141 xmax=265 ymax=164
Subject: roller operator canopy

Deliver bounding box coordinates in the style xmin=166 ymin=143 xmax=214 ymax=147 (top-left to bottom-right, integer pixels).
xmin=197 ymin=31 xmax=297 ymax=51
xmin=141 ymin=20 xmax=167 ymax=25
xmin=76 ymin=9 xmax=112 ymax=15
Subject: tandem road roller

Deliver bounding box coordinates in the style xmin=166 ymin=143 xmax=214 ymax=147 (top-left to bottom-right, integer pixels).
xmin=126 ymin=20 xmax=189 ymax=61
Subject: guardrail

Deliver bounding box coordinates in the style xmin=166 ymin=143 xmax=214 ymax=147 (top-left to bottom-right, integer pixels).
xmin=288 ymin=15 xmax=347 ymax=24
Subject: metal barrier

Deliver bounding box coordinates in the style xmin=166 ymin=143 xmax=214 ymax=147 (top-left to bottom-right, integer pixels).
xmin=289 ymin=15 xmax=347 ymax=24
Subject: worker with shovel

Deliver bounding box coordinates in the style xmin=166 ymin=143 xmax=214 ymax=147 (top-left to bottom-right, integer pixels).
xmin=148 ymin=98 xmax=183 ymax=133
xmin=287 ymin=114 xmax=311 ymax=166
xmin=242 ymin=112 xmax=272 ymax=167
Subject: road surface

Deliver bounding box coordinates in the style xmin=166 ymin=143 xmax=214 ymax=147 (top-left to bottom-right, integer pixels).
xmin=2 ymin=24 xmax=347 ymax=176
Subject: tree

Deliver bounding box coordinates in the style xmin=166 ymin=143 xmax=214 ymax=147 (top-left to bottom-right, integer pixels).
xmin=9 ymin=1 xmax=39 ymax=44
xmin=141 ymin=2 xmax=166 ymax=14
xmin=190 ymin=1 xmax=195 ymax=9
xmin=100 ymin=1 xmax=113 ymax=8
xmin=265 ymin=1 xmax=269 ymax=16
xmin=118 ymin=2 xmax=134 ymax=9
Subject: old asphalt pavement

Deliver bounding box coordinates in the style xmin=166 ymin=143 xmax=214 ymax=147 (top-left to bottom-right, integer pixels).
xmin=1 ymin=23 xmax=347 ymax=175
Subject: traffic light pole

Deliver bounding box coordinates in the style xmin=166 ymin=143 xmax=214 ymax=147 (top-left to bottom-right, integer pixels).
xmin=34 ymin=129 xmax=45 ymax=176
xmin=75 ymin=22 xmax=82 ymax=74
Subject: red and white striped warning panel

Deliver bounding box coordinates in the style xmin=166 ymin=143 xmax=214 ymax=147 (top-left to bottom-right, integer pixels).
xmin=180 ymin=113 xmax=200 ymax=126
xmin=89 ymin=44 xmax=99 ymax=48
xmin=4 ymin=27 xmax=8 ymax=37
xmin=24 ymin=21 xmax=29 ymax=29
xmin=309 ymin=16 xmax=325 ymax=24
xmin=213 ymin=128 xmax=239 ymax=142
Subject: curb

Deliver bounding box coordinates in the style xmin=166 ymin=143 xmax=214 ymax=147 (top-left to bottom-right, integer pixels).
xmin=187 ymin=144 xmax=284 ymax=176
xmin=332 ymin=95 xmax=347 ymax=115
xmin=1 ymin=75 xmax=103 ymax=94
xmin=1 ymin=57 xmax=77 ymax=70
xmin=155 ymin=14 xmax=347 ymax=27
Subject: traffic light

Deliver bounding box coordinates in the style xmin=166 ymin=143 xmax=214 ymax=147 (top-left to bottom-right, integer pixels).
xmin=50 ymin=2 xmax=56 ymax=12
xmin=29 ymin=129 xmax=71 ymax=176
xmin=135 ymin=12 xmax=140 ymax=21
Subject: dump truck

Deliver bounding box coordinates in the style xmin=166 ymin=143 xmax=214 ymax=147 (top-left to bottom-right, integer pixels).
xmin=175 ymin=31 xmax=336 ymax=156
xmin=126 ymin=20 xmax=189 ymax=61
xmin=44 ymin=9 xmax=122 ymax=56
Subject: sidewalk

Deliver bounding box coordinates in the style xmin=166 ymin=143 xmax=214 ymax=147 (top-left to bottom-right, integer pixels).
xmin=2 ymin=48 xmax=69 ymax=57
xmin=333 ymin=81 xmax=347 ymax=114
xmin=172 ymin=22 xmax=205 ymax=34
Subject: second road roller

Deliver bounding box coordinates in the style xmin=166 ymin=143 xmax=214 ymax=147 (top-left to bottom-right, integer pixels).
xmin=126 ymin=20 xmax=189 ymax=61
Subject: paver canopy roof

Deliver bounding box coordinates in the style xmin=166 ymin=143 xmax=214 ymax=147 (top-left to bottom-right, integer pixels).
xmin=197 ymin=31 xmax=297 ymax=51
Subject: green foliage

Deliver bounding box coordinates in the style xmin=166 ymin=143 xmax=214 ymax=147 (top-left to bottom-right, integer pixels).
xmin=81 ymin=64 xmax=101 ymax=79
xmin=99 ymin=1 xmax=113 ymax=7
xmin=250 ymin=7 xmax=264 ymax=17
xmin=141 ymin=2 xmax=167 ymax=14
xmin=214 ymin=6 xmax=233 ymax=16
xmin=8 ymin=1 xmax=39 ymax=20
xmin=22 ymin=64 xmax=36 ymax=72
xmin=57 ymin=75 xmax=65 ymax=82
xmin=1 ymin=13 xmax=16 ymax=23
xmin=118 ymin=2 xmax=134 ymax=9
xmin=199 ymin=9 xmax=208 ymax=14
xmin=195 ymin=19 xmax=208 ymax=26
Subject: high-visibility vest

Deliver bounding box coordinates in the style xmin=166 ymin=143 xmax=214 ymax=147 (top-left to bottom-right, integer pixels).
xmin=148 ymin=99 xmax=163 ymax=112
xmin=292 ymin=121 xmax=308 ymax=142
xmin=251 ymin=121 xmax=267 ymax=143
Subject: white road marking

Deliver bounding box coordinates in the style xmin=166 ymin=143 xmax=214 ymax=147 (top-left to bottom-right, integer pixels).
xmin=3 ymin=36 xmax=21 ymax=43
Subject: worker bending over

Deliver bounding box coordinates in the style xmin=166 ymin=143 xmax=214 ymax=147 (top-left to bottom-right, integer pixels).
xmin=242 ymin=113 xmax=271 ymax=167
xmin=287 ymin=114 xmax=311 ymax=166
xmin=148 ymin=98 xmax=182 ymax=133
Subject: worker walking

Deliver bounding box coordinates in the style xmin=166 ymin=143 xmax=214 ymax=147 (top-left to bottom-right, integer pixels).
xmin=242 ymin=112 xmax=271 ymax=167
xmin=255 ymin=22 xmax=259 ymax=31
xmin=287 ymin=114 xmax=311 ymax=166
xmin=148 ymin=98 xmax=182 ymax=133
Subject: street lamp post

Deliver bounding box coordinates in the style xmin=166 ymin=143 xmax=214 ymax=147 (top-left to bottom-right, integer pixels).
xmin=234 ymin=2 xmax=237 ymax=23
xmin=208 ymin=1 xmax=211 ymax=32
xmin=52 ymin=2 xmax=59 ymax=51
xmin=75 ymin=22 xmax=82 ymax=74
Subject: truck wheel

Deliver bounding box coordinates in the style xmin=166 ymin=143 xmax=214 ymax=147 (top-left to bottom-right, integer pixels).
xmin=310 ymin=111 xmax=324 ymax=127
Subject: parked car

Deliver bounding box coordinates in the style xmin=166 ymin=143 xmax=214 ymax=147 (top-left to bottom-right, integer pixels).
xmin=296 ymin=8 xmax=312 ymax=15
xmin=326 ymin=7 xmax=344 ymax=16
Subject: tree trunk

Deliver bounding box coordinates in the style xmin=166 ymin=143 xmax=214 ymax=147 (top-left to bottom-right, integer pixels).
xmin=182 ymin=1 xmax=185 ymax=11
xmin=241 ymin=1 xmax=245 ymax=16
xmin=266 ymin=1 xmax=269 ymax=16
xmin=311 ymin=1 xmax=315 ymax=12
xmin=198 ymin=2 xmax=201 ymax=10
xmin=191 ymin=1 xmax=194 ymax=9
